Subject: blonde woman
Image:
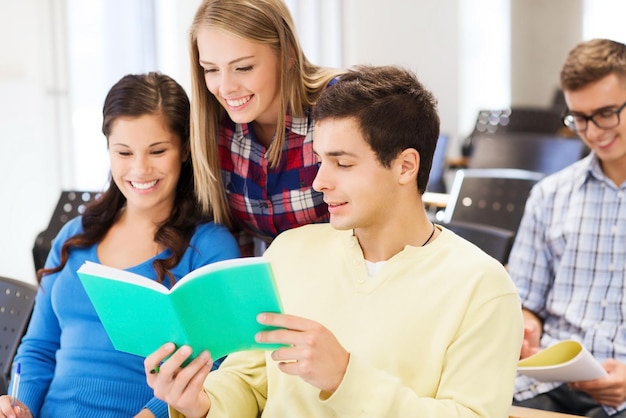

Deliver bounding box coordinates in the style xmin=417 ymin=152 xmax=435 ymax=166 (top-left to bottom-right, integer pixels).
xmin=188 ymin=0 xmax=345 ymax=254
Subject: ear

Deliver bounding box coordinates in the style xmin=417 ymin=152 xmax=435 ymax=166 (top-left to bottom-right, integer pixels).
xmin=397 ymin=148 xmax=419 ymax=185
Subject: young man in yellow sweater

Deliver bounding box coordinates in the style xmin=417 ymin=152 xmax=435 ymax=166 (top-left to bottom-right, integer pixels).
xmin=145 ymin=65 xmax=524 ymax=417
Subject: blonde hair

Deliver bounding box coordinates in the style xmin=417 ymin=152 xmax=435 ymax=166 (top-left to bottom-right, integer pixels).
xmin=188 ymin=0 xmax=345 ymax=226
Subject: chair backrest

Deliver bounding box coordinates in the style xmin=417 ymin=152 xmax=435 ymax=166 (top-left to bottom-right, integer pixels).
xmin=0 ymin=276 xmax=37 ymax=395
xmin=32 ymin=190 xmax=100 ymax=272
xmin=468 ymin=133 xmax=588 ymax=175
xmin=473 ymin=107 xmax=563 ymax=136
xmin=443 ymin=168 xmax=545 ymax=233
xmin=426 ymin=134 xmax=449 ymax=193
xmin=444 ymin=220 xmax=516 ymax=264
xmin=461 ymin=106 xmax=567 ymax=156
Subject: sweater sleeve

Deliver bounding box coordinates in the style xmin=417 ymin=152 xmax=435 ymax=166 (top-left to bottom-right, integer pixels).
xmin=11 ymin=219 xmax=82 ymax=415
xmin=144 ymin=397 xmax=168 ymax=417
xmin=322 ymin=291 xmax=523 ymax=417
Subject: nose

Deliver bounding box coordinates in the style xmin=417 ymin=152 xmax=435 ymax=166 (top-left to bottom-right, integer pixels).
xmin=218 ymin=71 xmax=237 ymax=97
xmin=131 ymin=154 xmax=151 ymax=174
xmin=312 ymin=163 xmax=330 ymax=192
xmin=583 ymin=121 xmax=605 ymax=141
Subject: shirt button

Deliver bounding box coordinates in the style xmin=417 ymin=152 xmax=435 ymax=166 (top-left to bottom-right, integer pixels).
xmin=601 ymin=299 xmax=608 ymax=308
xmin=612 ymin=225 xmax=618 ymax=234
xmin=608 ymin=264 xmax=614 ymax=271
xmin=594 ymin=323 xmax=601 ymax=329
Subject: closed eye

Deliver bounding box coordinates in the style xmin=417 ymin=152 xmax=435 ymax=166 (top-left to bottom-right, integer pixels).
xmin=597 ymin=109 xmax=617 ymax=118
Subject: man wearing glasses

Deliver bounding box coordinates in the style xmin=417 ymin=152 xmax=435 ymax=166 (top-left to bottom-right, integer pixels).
xmin=510 ymin=38 xmax=626 ymax=417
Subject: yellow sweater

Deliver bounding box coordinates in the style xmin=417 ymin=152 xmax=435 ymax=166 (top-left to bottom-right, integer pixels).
xmin=170 ymin=224 xmax=523 ymax=417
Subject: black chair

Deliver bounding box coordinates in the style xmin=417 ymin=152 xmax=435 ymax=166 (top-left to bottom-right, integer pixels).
xmin=444 ymin=220 xmax=515 ymax=264
xmin=0 ymin=276 xmax=37 ymax=395
xmin=462 ymin=106 xmax=565 ymax=156
xmin=32 ymin=191 xmax=100 ymax=272
xmin=468 ymin=133 xmax=589 ymax=175
xmin=473 ymin=107 xmax=564 ymax=136
xmin=443 ymin=168 xmax=545 ymax=234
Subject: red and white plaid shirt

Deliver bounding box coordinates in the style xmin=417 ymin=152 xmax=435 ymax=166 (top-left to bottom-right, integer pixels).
xmin=219 ymin=112 xmax=329 ymax=249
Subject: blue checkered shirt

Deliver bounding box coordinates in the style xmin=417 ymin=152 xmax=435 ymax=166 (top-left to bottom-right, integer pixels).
xmin=509 ymin=152 xmax=626 ymax=414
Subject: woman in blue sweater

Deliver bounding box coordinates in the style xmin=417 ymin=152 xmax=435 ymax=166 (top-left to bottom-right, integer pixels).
xmin=0 ymin=72 xmax=240 ymax=418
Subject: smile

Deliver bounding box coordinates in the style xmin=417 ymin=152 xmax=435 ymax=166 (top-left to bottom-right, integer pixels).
xmin=596 ymin=136 xmax=616 ymax=148
xmin=130 ymin=180 xmax=158 ymax=190
xmin=226 ymin=96 xmax=252 ymax=107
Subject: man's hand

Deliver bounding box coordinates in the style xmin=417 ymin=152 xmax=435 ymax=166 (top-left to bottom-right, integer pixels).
xmin=144 ymin=343 xmax=213 ymax=418
xmin=256 ymin=313 xmax=349 ymax=395
xmin=570 ymin=359 xmax=626 ymax=408
xmin=520 ymin=309 xmax=542 ymax=359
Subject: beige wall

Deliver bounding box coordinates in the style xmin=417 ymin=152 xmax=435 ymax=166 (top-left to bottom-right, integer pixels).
xmin=511 ymin=0 xmax=583 ymax=106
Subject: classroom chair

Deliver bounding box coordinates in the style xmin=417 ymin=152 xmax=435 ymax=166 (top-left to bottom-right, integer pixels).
xmin=0 ymin=276 xmax=37 ymax=395
xmin=32 ymin=190 xmax=100 ymax=272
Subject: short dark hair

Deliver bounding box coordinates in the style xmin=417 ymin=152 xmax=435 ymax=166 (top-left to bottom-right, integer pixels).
xmin=313 ymin=65 xmax=440 ymax=194
xmin=560 ymin=38 xmax=626 ymax=91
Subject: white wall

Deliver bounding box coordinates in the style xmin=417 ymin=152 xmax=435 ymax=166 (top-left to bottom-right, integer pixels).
xmin=0 ymin=0 xmax=68 ymax=284
xmin=341 ymin=0 xmax=461 ymax=150
xmin=0 ymin=0 xmax=591 ymax=283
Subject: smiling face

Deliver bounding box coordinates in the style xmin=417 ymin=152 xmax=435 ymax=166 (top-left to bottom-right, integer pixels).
xmin=108 ymin=114 xmax=186 ymax=217
xmin=564 ymin=73 xmax=626 ymax=181
xmin=196 ymin=27 xmax=282 ymax=130
xmin=312 ymin=117 xmax=401 ymax=233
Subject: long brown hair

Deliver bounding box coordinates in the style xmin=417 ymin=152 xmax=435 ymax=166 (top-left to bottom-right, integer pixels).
xmin=37 ymin=72 xmax=207 ymax=284
xmin=188 ymin=0 xmax=345 ymax=226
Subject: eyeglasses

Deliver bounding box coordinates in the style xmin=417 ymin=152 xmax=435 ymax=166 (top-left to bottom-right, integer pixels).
xmin=562 ymin=101 xmax=626 ymax=133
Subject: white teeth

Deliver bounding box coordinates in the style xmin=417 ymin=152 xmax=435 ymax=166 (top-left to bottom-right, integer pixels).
xmin=226 ymin=96 xmax=251 ymax=107
xmin=131 ymin=180 xmax=157 ymax=190
xmin=597 ymin=137 xmax=614 ymax=147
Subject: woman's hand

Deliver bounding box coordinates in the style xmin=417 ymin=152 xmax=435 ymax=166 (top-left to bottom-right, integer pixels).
xmin=0 ymin=395 xmax=32 ymax=418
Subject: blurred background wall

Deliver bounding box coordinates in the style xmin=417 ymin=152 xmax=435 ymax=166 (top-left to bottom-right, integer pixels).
xmin=1 ymin=0 xmax=624 ymax=283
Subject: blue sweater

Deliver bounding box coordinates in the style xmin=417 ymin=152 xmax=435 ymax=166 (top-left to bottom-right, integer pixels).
xmin=11 ymin=217 xmax=240 ymax=417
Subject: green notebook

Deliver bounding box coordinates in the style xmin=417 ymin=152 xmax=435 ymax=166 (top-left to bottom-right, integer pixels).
xmin=77 ymin=256 xmax=284 ymax=361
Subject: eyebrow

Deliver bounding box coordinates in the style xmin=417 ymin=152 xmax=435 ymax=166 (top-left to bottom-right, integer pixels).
xmin=199 ymin=55 xmax=255 ymax=66
xmin=569 ymin=103 xmax=621 ymax=115
xmin=312 ymin=149 xmax=358 ymax=158
xmin=110 ymin=141 xmax=172 ymax=148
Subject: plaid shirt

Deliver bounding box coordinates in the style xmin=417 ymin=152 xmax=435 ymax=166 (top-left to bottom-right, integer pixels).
xmin=219 ymin=113 xmax=328 ymax=245
xmin=510 ymin=153 xmax=626 ymax=413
